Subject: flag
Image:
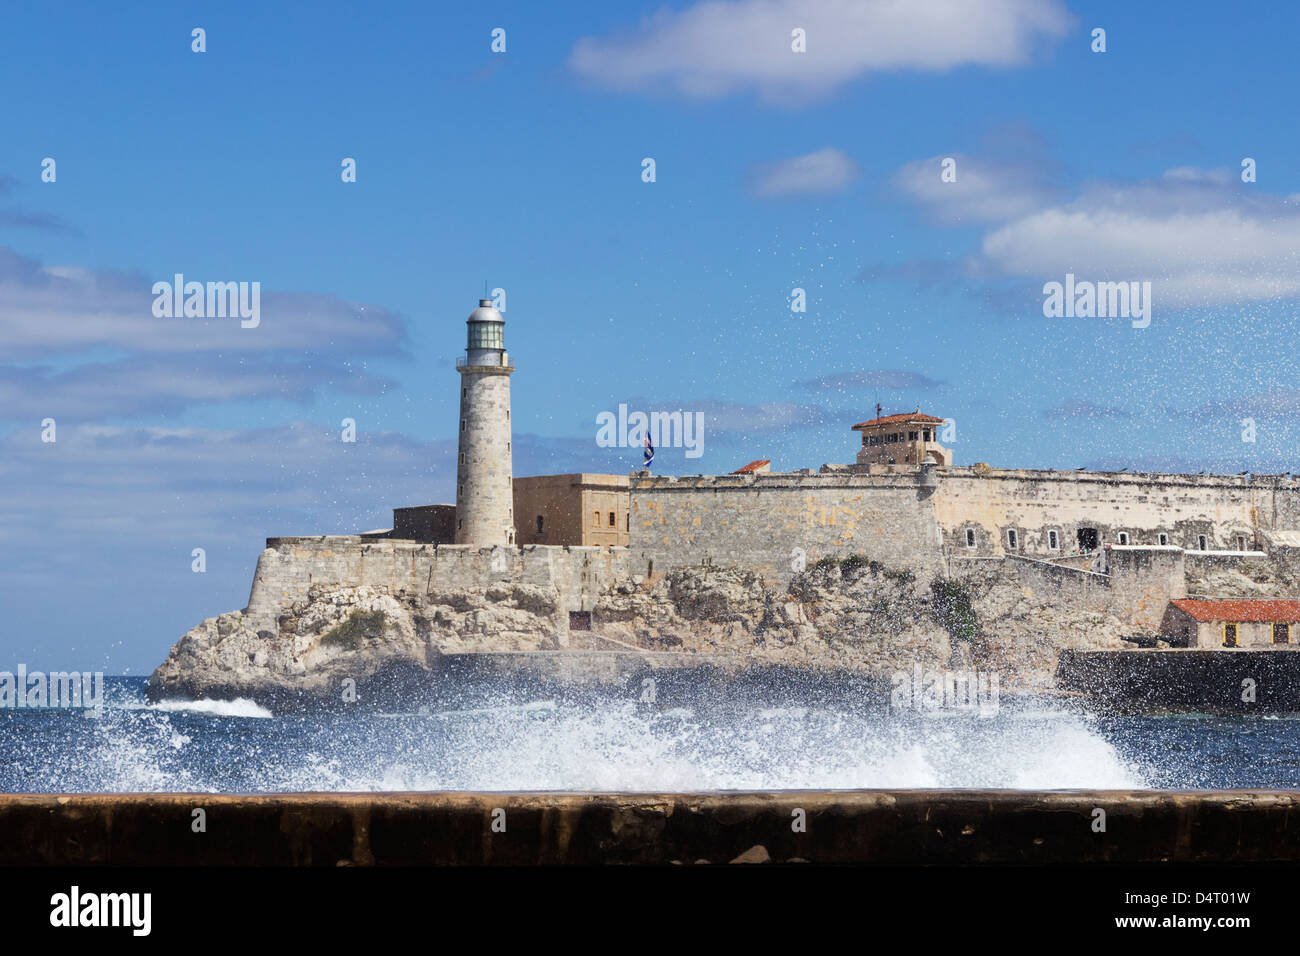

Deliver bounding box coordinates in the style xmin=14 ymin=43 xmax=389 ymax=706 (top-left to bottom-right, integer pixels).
xmin=644 ymin=433 xmax=654 ymax=471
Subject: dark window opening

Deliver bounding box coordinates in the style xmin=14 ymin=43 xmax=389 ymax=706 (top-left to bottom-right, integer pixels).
xmin=1223 ymin=623 xmax=1239 ymax=648
xmin=569 ymin=611 xmax=591 ymax=631
xmin=1198 ymin=534 xmax=1208 ymax=551
xmin=1077 ymin=527 xmax=1099 ymax=551
xmin=965 ymin=529 xmax=976 ymax=548
xmin=608 ymin=511 xmax=616 ymax=527
xmin=1275 ymin=623 xmax=1291 ymax=645
xmin=536 ymin=516 xmax=544 ymax=535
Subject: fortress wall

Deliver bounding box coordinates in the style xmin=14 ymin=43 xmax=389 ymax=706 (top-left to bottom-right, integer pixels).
xmin=1104 ymin=547 xmax=1187 ymax=630
xmin=950 ymin=549 xmax=1184 ymax=629
xmin=245 ymin=537 xmax=629 ymax=628
xmin=629 ymin=473 xmax=944 ymax=586
xmin=932 ymin=468 xmax=1298 ymax=557
xmin=986 ymin=555 xmax=1114 ymax=615
xmin=628 ymin=469 xmax=1300 ymax=591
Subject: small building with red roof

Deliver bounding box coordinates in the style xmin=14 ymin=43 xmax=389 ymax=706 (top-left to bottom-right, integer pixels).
xmin=1162 ymin=598 xmax=1300 ymax=649
xmin=731 ymin=459 xmax=771 ymax=474
xmin=851 ymin=407 xmax=951 ymax=468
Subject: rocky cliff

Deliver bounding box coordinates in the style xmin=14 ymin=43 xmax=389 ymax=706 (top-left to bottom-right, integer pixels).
xmin=147 ymin=555 xmax=1131 ymax=706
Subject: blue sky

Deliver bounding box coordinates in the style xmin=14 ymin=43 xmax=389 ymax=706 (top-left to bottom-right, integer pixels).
xmin=3 ymin=0 xmax=1300 ymax=671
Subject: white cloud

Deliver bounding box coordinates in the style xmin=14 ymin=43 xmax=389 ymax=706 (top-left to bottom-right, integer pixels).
xmin=0 ymin=247 xmax=406 ymax=360
xmin=891 ymin=159 xmax=1300 ymax=308
xmin=751 ymin=147 xmax=858 ymax=197
xmin=568 ymin=0 xmax=1074 ymax=103
xmin=0 ymin=356 xmax=393 ymax=422
xmin=893 ymin=153 xmax=1059 ymax=223
xmin=977 ymin=169 xmax=1300 ymax=305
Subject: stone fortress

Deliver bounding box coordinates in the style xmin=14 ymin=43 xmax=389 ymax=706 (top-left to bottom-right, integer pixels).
xmin=149 ymin=297 xmax=1300 ymax=707
xmin=276 ymin=298 xmax=1300 ymax=645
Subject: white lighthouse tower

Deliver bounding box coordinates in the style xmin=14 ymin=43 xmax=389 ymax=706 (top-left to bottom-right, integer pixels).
xmin=455 ymin=298 xmax=515 ymax=545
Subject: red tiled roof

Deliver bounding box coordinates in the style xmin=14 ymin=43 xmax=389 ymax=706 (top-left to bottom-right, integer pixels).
xmin=852 ymin=412 xmax=946 ymax=429
xmin=1170 ymin=599 xmax=1300 ymax=622
xmin=732 ymin=459 xmax=771 ymax=473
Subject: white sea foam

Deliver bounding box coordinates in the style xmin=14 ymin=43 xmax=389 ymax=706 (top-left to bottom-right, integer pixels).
xmin=312 ymin=701 xmax=1149 ymax=793
xmin=9 ymin=689 xmax=1150 ymax=793
xmin=148 ymin=698 xmax=273 ymax=719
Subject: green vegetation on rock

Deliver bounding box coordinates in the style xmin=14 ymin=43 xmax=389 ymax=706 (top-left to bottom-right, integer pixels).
xmin=321 ymin=609 xmax=386 ymax=650
xmin=929 ymin=578 xmax=978 ymax=643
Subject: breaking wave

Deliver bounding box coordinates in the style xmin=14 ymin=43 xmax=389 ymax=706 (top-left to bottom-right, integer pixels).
xmin=0 ymin=680 xmax=1161 ymax=793
xmin=146 ymin=698 xmax=274 ymax=719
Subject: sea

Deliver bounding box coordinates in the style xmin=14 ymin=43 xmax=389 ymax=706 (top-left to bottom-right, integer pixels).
xmin=0 ymin=677 xmax=1297 ymax=792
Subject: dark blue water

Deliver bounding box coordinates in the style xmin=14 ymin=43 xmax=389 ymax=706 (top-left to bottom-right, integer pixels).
xmin=0 ymin=678 xmax=1296 ymax=792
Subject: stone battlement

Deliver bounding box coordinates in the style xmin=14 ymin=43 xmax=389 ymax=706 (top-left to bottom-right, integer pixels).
xmin=246 ymin=537 xmax=629 ymax=633
xmin=629 ymin=462 xmax=1300 ymax=586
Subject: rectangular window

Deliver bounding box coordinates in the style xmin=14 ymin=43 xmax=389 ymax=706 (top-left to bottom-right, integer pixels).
xmin=923 ymin=429 xmax=931 ymax=441
xmin=908 ymin=431 xmax=918 ymax=441
xmin=1237 ymin=535 xmax=1249 ymax=551
xmin=1223 ymin=623 xmax=1239 ymax=647
xmin=1117 ymin=532 xmax=1129 ymax=545
xmin=568 ymin=611 xmax=591 ymax=631
xmin=965 ymin=529 xmax=975 ymax=548
xmin=1158 ymin=533 xmax=1169 ymax=546
xmin=1198 ymin=534 xmax=1208 ymax=550
xmin=1007 ymin=529 xmax=1018 ymax=549
xmin=1274 ymin=623 xmax=1290 ymax=645
xmin=608 ymin=511 xmax=615 ymax=527
xmin=593 ymin=511 xmax=600 ymax=528
xmin=1048 ymin=530 xmax=1059 ymax=550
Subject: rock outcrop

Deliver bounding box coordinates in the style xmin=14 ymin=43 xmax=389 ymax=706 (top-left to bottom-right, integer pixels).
xmin=148 ymin=556 xmax=1132 ymax=706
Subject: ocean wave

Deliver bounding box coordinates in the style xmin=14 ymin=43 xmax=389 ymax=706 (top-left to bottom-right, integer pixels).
xmin=147 ymin=698 xmax=273 ymax=719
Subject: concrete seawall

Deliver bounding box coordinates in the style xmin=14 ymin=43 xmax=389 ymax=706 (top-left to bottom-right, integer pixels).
xmin=5 ymin=791 xmax=1300 ymax=865
xmin=1057 ymin=649 xmax=1300 ymax=712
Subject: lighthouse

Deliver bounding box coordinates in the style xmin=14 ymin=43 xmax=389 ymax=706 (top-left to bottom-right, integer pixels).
xmin=454 ymin=298 xmax=515 ymax=545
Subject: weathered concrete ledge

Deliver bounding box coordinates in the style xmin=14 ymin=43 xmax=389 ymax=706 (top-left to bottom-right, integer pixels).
xmin=4 ymin=791 xmax=1300 ymax=865
xmin=1057 ymin=648 xmax=1300 ymax=713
